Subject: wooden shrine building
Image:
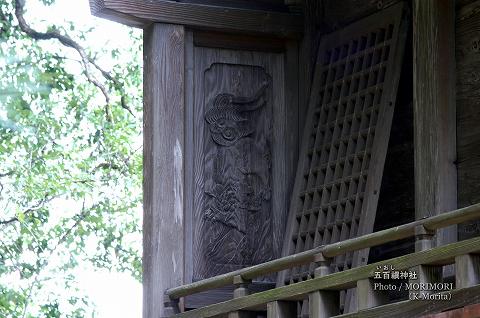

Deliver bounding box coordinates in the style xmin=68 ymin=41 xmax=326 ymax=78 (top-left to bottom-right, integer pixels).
xmin=90 ymin=0 xmax=480 ymax=317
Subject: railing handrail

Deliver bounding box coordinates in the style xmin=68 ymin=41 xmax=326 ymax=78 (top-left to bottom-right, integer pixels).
xmin=167 ymin=202 xmax=480 ymax=299
xmin=172 ymin=236 xmax=480 ymax=317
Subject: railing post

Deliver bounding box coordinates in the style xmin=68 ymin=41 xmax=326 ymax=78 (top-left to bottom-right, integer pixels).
xmin=267 ymin=301 xmax=297 ymax=318
xmin=356 ymin=278 xmax=388 ymax=310
xmin=309 ymin=253 xmax=339 ymax=318
xmin=163 ymin=294 xmax=180 ymax=317
xmin=455 ymin=254 xmax=480 ymax=288
xmin=410 ymin=225 xmax=443 ymax=298
xmin=228 ymin=275 xmax=254 ymax=318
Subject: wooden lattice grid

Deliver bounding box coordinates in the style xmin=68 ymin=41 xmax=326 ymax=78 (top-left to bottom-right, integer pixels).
xmin=278 ymin=3 xmax=408 ymax=308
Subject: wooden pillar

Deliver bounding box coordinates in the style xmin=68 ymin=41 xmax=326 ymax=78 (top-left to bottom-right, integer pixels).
xmin=309 ymin=254 xmax=339 ymax=318
xmin=413 ymin=0 xmax=457 ymax=249
xmin=228 ymin=276 xmax=254 ymax=318
xmin=143 ymin=23 xmax=185 ymax=318
xmin=410 ymin=226 xmax=443 ymax=298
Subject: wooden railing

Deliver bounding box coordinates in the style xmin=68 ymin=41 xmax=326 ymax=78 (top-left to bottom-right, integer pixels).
xmin=166 ymin=203 xmax=480 ymax=317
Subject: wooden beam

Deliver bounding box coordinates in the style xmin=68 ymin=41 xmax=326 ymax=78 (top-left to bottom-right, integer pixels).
xmin=413 ymin=0 xmax=457 ymax=248
xmin=173 ymin=237 xmax=480 ymax=317
xmin=143 ymin=23 xmax=185 ymax=318
xmin=89 ymin=0 xmax=303 ymax=37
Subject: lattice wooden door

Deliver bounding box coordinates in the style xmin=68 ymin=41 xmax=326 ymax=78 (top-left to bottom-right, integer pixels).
xmin=278 ymin=2 xmax=408 ymax=314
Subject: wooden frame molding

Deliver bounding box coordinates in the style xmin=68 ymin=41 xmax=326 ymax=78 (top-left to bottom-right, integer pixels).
xmin=89 ymin=0 xmax=303 ymax=37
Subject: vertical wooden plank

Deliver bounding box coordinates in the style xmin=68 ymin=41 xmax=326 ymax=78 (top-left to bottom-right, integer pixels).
xmin=455 ymin=254 xmax=480 ymax=288
xmin=267 ymin=301 xmax=297 ymax=318
xmin=285 ymin=40 xmax=300 ymax=207
xmin=184 ymin=30 xmax=195 ymax=287
xmin=143 ymin=23 xmax=185 ymax=318
xmin=413 ymin=0 xmax=457 ymax=249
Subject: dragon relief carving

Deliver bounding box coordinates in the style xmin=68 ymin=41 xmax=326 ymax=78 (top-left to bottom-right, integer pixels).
xmin=203 ymin=81 xmax=273 ymax=269
xmin=205 ymin=82 xmax=268 ymax=147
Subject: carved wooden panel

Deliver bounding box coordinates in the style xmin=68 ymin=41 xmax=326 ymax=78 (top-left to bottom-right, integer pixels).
xmin=280 ymin=2 xmax=408 ymax=289
xmin=199 ymin=65 xmax=273 ymax=278
xmin=189 ymin=48 xmax=288 ymax=283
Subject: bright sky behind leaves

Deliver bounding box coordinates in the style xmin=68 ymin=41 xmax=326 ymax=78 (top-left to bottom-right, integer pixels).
xmin=21 ymin=1 xmax=143 ymax=317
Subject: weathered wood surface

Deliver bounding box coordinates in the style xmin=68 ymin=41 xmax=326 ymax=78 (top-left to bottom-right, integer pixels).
xmin=334 ymin=284 xmax=480 ymax=318
xmin=413 ymin=0 xmax=457 ymax=249
xmin=143 ymin=23 xmax=185 ymax=317
xmin=198 ymin=64 xmax=274 ymax=279
xmin=172 ymin=237 xmax=480 ymax=317
xmin=168 ymin=202 xmax=480 ymax=299
xmin=89 ymin=0 xmax=303 ymax=37
xmin=189 ymin=47 xmax=288 ymax=283
xmin=456 ymin=0 xmax=480 ymax=240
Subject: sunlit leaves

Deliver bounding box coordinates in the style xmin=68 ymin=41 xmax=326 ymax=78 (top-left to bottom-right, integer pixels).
xmin=0 ymin=0 xmax=142 ymax=317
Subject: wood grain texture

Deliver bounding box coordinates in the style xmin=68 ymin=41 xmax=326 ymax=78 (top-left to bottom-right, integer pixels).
xmin=456 ymin=0 xmax=480 ymax=240
xmin=89 ymin=0 xmax=303 ymax=37
xmin=199 ymin=64 xmax=273 ymax=277
xmin=143 ymin=23 xmax=185 ymax=318
xmin=173 ymin=237 xmax=480 ymax=317
xmin=190 ymin=48 xmax=288 ymax=283
xmin=413 ymin=0 xmax=457 ymax=249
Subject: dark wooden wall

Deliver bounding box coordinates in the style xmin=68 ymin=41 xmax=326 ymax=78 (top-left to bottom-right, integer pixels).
xmin=300 ymin=0 xmax=415 ymax=257
xmin=456 ymin=0 xmax=480 ymax=240
xmin=311 ymin=0 xmax=480 ymax=243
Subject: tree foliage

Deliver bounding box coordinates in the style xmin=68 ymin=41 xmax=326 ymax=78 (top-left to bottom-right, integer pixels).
xmin=0 ymin=0 xmax=143 ymax=316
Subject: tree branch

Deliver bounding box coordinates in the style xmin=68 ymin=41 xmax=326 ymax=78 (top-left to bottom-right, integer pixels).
xmin=0 ymin=195 xmax=53 ymax=225
xmin=0 ymin=170 xmax=14 ymax=178
xmin=13 ymin=0 xmax=135 ymax=119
